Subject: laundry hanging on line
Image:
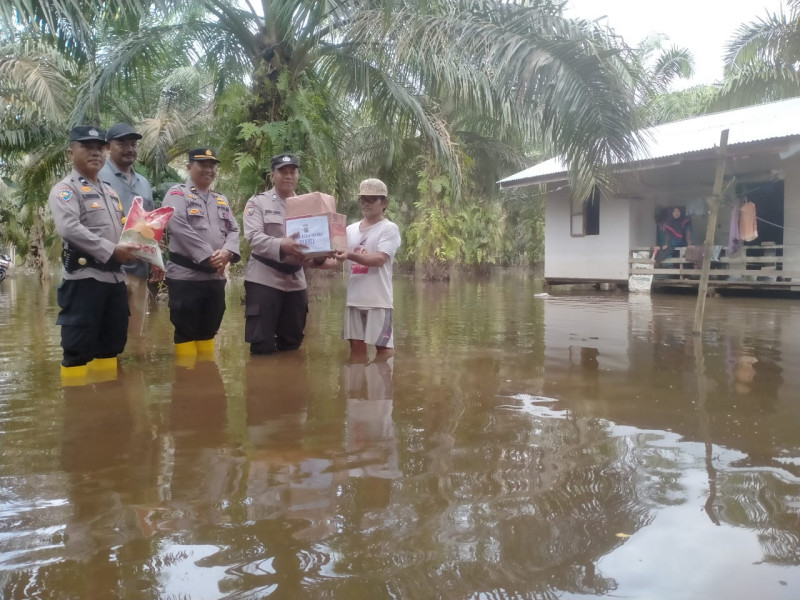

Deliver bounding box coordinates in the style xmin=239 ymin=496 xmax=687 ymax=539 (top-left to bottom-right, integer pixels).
xmin=739 ymin=199 xmax=758 ymax=243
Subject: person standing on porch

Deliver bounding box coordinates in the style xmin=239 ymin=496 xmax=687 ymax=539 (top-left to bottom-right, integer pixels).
xmin=663 ymin=207 xmax=692 ymax=249
xmin=337 ymin=178 xmax=402 ymax=361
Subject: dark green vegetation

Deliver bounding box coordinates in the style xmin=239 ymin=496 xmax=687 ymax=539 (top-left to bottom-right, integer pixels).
xmin=1 ymin=0 xmax=798 ymax=278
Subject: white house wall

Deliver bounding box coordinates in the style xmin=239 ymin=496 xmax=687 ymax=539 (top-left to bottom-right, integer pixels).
xmin=544 ymin=190 xmax=632 ymax=281
xmin=628 ymin=197 xmax=657 ymax=248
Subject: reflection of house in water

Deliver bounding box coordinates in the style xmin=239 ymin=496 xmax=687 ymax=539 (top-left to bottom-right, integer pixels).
xmin=542 ymin=295 xmax=800 ymax=459
xmin=538 ymin=295 xmax=800 ymax=563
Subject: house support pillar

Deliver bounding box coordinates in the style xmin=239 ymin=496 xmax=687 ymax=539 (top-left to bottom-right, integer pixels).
xmin=693 ymin=129 xmax=729 ymax=335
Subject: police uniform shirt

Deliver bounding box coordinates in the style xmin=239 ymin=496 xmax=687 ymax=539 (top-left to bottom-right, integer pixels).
xmin=99 ymin=158 xmax=154 ymax=278
xmin=242 ymin=187 xmax=307 ymax=292
xmin=48 ymin=168 xmax=126 ymax=283
xmin=163 ymin=181 xmax=240 ymax=281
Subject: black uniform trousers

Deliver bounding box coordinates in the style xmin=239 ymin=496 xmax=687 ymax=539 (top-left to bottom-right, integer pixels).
xmin=166 ymin=278 xmax=226 ymax=344
xmin=56 ymin=278 xmax=129 ymax=367
xmin=244 ymin=281 xmax=308 ymax=354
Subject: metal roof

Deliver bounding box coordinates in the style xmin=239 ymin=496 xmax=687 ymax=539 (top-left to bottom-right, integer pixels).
xmin=499 ymin=96 xmax=800 ymax=187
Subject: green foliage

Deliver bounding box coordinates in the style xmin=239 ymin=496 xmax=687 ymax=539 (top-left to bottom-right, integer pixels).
xmin=1 ymin=0 xmax=668 ymax=279
xmin=716 ymin=0 xmax=800 ymax=108
xmin=402 ymin=172 xmax=461 ymax=278
xmin=455 ymin=200 xmax=509 ymax=267
xmin=502 ymin=187 xmax=545 ymax=268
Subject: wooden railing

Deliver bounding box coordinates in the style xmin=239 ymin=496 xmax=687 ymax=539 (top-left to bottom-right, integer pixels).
xmin=629 ymin=243 xmax=800 ymax=288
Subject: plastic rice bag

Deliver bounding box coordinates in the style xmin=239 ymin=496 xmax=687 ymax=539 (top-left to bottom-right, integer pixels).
xmin=120 ymin=196 xmax=174 ymax=269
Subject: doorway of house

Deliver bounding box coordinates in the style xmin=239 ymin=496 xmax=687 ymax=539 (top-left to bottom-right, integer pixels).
xmin=737 ymin=180 xmax=784 ymax=246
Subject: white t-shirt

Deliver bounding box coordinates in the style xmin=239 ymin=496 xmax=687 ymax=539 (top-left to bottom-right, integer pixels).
xmin=345 ymin=219 xmax=401 ymax=309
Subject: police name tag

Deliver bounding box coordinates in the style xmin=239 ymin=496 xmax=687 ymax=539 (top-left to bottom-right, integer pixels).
xmin=285 ymin=215 xmax=333 ymax=257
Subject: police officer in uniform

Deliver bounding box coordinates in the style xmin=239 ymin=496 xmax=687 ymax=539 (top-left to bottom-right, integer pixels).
xmin=48 ymin=126 xmax=138 ymax=382
xmin=99 ymin=122 xmax=161 ymax=339
xmin=243 ymin=153 xmax=321 ymax=355
xmin=163 ymin=148 xmax=240 ymax=360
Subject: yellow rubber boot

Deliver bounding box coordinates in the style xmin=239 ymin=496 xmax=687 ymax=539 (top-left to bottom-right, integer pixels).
xmin=89 ymin=357 xmax=118 ymax=370
xmin=175 ymin=341 xmax=197 ymax=369
xmin=88 ymin=357 xmax=118 ymax=382
xmin=175 ymin=341 xmax=197 ymax=356
xmin=61 ymin=364 xmax=89 ymax=387
xmin=196 ymin=338 xmax=215 ymax=361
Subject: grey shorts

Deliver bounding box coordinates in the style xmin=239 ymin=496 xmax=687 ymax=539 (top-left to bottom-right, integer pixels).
xmin=342 ymin=307 xmax=394 ymax=348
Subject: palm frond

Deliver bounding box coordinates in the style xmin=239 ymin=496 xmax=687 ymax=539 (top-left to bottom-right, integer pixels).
xmin=714 ymin=62 xmax=800 ymax=109
xmin=0 ymin=40 xmax=76 ymax=122
xmin=724 ymin=9 xmax=800 ymax=70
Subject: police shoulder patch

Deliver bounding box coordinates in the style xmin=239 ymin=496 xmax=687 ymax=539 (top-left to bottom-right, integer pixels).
xmin=170 ymin=188 xmax=185 ymax=196
xmin=246 ymin=204 xmax=255 ymax=216
xmin=58 ymin=188 xmax=73 ymax=202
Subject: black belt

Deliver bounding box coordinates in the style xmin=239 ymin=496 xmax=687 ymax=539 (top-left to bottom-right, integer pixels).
xmin=251 ymin=253 xmax=302 ymax=274
xmin=62 ymin=244 xmax=121 ymax=273
xmin=168 ymin=251 xmax=216 ymax=273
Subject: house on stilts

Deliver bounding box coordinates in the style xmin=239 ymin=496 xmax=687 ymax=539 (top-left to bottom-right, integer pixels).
xmin=499 ymin=98 xmax=800 ymax=294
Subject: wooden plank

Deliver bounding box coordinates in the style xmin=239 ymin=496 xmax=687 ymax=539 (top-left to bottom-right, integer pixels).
xmin=631 ymin=244 xmax=789 ymax=252
xmin=694 ymin=130 xmax=729 ymax=334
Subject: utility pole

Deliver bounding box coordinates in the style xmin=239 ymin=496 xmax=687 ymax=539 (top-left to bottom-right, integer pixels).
xmin=693 ymin=129 xmax=729 ymax=334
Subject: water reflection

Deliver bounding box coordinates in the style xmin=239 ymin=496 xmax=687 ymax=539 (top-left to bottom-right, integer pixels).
xmin=167 ymin=359 xmax=237 ymax=530
xmin=245 ymin=351 xmax=341 ymax=531
xmin=61 ymin=375 xmax=157 ymax=561
xmin=1 ymin=275 xmax=800 ymax=599
xmin=344 ymin=357 xmax=399 ymax=484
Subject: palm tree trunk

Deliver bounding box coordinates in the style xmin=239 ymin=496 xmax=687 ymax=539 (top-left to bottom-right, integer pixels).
xmin=27 ymin=206 xmax=50 ymax=281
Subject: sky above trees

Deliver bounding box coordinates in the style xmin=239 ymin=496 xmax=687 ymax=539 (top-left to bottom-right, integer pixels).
xmin=566 ymin=0 xmax=786 ymax=87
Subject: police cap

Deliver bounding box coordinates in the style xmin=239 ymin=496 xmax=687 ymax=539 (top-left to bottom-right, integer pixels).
xmin=270 ymin=153 xmax=300 ymax=170
xmin=188 ymin=148 xmax=220 ymax=163
xmin=69 ymin=126 xmax=108 ymax=144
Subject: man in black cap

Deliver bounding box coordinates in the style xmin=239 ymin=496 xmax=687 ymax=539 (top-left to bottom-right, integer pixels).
xmin=99 ymin=123 xmax=160 ymax=339
xmin=163 ymin=148 xmax=240 ymax=364
xmin=241 ymin=153 xmax=316 ymax=355
xmin=48 ymin=125 xmax=138 ymax=384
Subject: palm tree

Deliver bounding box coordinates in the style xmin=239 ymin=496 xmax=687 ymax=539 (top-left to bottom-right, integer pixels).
xmin=3 ymin=0 xmax=645 ymax=200
xmin=717 ymin=0 xmax=800 ymax=108
xmin=0 ymin=36 xmax=80 ymax=276
xmin=624 ymin=35 xmax=700 ymax=125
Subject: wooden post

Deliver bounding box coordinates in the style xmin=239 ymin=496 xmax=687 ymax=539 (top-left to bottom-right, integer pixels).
xmin=693 ymin=129 xmax=729 ymax=334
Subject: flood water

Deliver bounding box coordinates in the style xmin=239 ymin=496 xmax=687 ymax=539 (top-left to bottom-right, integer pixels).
xmin=1 ymin=272 xmax=799 ymax=599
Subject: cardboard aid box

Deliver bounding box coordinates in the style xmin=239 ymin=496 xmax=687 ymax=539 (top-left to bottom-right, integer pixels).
xmin=285 ymin=192 xmax=347 ymax=258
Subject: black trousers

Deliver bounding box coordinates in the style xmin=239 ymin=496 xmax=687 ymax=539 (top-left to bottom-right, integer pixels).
xmin=244 ymin=281 xmax=308 ymax=354
xmin=166 ymin=278 xmax=226 ymax=344
xmin=56 ymin=278 xmax=129 ymax=367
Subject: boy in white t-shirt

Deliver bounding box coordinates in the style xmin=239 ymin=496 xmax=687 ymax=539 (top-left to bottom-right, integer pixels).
xmin=335 ymin=179 xmax=402 ymax=360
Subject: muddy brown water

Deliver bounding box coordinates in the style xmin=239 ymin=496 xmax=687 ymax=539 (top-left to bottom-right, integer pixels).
xmin=1 ymin=272 xmax=799 ymax=599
